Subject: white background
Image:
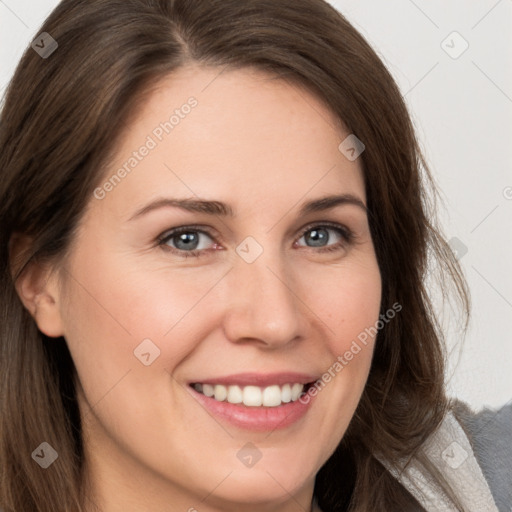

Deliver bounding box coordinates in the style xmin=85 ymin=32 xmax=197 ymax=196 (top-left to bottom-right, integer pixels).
xmin=1 ymin=0 xmax=511 ymax=411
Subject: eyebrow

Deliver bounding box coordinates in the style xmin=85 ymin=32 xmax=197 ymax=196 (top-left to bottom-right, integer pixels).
xmin=128 ymin=193 xmax=367 ymax=221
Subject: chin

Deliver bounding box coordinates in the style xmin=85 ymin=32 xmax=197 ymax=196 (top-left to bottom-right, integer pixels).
xmin=212 ymin=459 xmax=315 ymax=504
xmin=205 ymin=471 xmax=306 ymax=507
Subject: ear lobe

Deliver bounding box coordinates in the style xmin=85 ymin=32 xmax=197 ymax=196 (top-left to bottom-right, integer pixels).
xmin=10 ymin=234 xmax=65 ymax=338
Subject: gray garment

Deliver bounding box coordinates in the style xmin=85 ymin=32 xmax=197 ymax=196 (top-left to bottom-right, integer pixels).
xmin=376 ymin=398 xmax=511 ymax=512
xmin=452 ymin=398 xmax=512 ymax=512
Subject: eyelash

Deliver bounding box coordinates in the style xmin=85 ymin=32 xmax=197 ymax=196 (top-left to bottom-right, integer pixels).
xmin=156 ymin=222 xmax=355 ymax=259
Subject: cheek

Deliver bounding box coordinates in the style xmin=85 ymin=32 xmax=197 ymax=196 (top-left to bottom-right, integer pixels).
xmin=296 ymin=257 xmax=381 ymax=411
xmin=301 ymin=257 xmax=382 ymax=350
xmin=60 ymin=246 xmax=227 ymax=384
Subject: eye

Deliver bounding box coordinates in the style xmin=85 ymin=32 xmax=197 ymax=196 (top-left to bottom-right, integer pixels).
xmin=157 ymin=226 xmax=219 ymax=258
xmin=295 ymin=223 xmax=354 ymax=252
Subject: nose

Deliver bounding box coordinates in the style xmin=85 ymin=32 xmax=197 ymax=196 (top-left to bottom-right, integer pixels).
xmin=221 ymin=248 xmax=308 ymax=349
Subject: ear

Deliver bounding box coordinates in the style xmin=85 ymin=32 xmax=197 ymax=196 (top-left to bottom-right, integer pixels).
xmin=9 ymin=233 xmax=65 ymax=338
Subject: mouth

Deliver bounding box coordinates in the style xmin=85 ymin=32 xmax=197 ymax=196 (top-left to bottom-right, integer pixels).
xmin=190 ymin=382 xmax=315 ymax=407
xmin=187 ymin=373 xmax=318 ymax=431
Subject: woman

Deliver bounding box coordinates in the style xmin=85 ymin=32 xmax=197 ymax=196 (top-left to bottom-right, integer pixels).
xmin=0 ymin=1 xmax=509 ymax=511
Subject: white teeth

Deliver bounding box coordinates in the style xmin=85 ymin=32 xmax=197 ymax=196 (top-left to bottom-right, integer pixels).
xmin=262 ymin=385 xmax=282 ymax=407
xmin=227 ymin=385 xmax=243 ymax=404
xmin=291 ymin=383 xmax=303 ymax=401
xmin=202 ymin=384 xmax=214 ymax=397
xmin=243 ymin=386 xmax=262 ymax=406
xmin=281 ymin=383 xmax=292 ymax=403
xmin=214 ymin=384 xmax=227 ymax=401
xmin=194 ymin=382 xmax=306 ymax=407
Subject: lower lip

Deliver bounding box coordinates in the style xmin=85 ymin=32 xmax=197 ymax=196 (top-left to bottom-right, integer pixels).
xmin=188 ymin=386 xmax=315 ymax=431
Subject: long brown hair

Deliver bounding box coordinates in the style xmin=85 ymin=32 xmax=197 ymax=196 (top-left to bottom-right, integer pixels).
xmin=0 ymin=0 xmax=470 ymax=510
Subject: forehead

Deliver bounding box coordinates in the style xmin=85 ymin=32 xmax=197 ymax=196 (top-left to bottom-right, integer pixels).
xmin=91 ymin=64 xmax=366 ymax=219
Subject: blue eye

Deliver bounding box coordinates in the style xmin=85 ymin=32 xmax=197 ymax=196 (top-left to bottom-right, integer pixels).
xmin=299 ymin=226 xmax=340 ymax=247
xmin=296 ymin=224 xmax=353 ymax=252
xmin=158 ymin=226 xmax=216 ymax=257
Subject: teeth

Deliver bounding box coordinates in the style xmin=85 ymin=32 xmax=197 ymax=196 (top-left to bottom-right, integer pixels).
xmin=202 ymin=384 xmax=214 ymax=397
xmin=262 ymin=385 xmax=281 ymax=407
xmin=281 ymin=383 xmax=292 ymax=403
xmin=194 ymin=382 xmax=306 ymax=407
xmin=214 ymin=384 xmax=227 ymax=401
xmin=243 ymin=385 xmax=262 ymax=406
xmin=291 ymin=383 xmax=303 ymax=401
xmin=227 ymin=385 xmax=243 ymax=404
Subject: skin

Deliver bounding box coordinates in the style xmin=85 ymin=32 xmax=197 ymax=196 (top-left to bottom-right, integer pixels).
xmin=15 ymin=64 xmax=382 ymax=512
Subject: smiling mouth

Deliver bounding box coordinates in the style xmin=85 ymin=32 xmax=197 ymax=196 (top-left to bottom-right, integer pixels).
xmin=190 ymin=382 xmax=314 ymax=407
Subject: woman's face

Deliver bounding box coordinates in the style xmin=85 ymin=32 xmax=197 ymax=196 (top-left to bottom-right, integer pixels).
xmin=47 ymin=65 xmax=382 ymax=510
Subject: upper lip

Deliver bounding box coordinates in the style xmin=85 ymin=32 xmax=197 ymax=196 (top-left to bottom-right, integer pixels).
xmin=189 ymin=372 xmax=318 ymax=387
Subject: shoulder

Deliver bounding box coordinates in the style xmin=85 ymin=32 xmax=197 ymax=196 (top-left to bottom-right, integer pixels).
xmin=450 ymin=398 xmax=512 ymax=512
xmin=376 ymin=397 xmax=510 ymax=511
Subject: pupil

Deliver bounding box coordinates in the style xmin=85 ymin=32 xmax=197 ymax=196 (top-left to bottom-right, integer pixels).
xmin=307 ymin=228 xmax=328 ymax=247
xmin=175 ymin=232 xmax=198 ymax=250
